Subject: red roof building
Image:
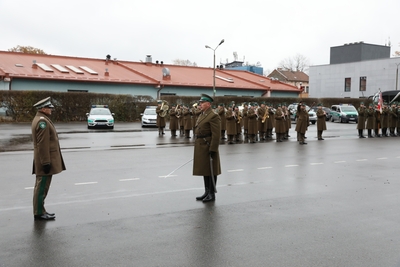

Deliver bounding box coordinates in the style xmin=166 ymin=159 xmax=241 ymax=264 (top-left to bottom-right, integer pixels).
xmin=0 ymin=52 xmax=301 ymax=98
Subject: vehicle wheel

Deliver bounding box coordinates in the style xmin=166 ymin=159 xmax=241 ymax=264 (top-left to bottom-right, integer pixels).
xmin=340 ymin=117 xmax=344 ymax=123
xmin=312 ymin=121 xmax=316 ymax=125
xmin=109 ymin=126 xmax=114 ymax=129
xmin=355 ymin=120 xmax=358 ymax=123
xmin=87 ymin=125 xmax=91 ymax=129
xmin=331 ymin=117 xmax=334 ymax=122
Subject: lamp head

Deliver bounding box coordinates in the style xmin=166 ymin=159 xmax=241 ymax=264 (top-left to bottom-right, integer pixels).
xmin=219 ymin=39 xmax=225 ymax=45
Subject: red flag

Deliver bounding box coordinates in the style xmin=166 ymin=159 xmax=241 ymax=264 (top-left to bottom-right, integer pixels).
xmin=377 ymin=90 xmax=383 ymax=113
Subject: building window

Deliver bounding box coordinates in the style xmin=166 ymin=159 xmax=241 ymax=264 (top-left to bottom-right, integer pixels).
xmin=359 ymin=77 xmax=367 ymax=91
xmin=344 ymin=78 xmax=351 ymax=92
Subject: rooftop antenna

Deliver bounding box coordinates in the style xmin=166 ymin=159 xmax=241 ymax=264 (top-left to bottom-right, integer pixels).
xmin=233 ymin=51 xmax=238 ymax=61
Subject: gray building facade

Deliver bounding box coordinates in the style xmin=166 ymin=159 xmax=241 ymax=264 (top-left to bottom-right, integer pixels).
xmin=310 ymin=42 xmax=400 ymax=98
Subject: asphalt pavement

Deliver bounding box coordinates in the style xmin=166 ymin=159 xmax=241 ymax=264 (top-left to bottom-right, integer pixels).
xmin=1 ymin=121 xmax=400 ymax=267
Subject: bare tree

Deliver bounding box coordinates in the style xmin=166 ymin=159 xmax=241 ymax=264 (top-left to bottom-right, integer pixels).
xmin=393 ymin=43 xmax=400 ymax=57
xmin=172 ymin=59 xmax=197 ymax=66
xmin=8 ymin=45 xmax=47 ymax=54
xmin=278 ymin=54 xmax=309 ymax=73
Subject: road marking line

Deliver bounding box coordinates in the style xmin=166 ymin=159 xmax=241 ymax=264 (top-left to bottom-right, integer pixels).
xmin=24 ymin=187 xmax=34 ymax=190
xmin=377 ymin=157 xmax=388 ymax=160
xmin=356 ymin=159 xmax=368 ymax=162
xmin=119 ymin=178 xmax=140 ymax=181
xmin=74 ymin=182 xmax=98 ymax=186
xmin=334 ymin=161 xmax=346 ymax=163
xmin=310 ymin=163 xmax=323 ymax=165
xmin=396 ymin=156 xmax=400 ymax=158
xmin=257 ymin=167 xmax=273 ymax=170
xmin=285 ymin=165 xmax=299 ymax=167
xmin=227 ymin=169 xmax=244 ymax=172
xmin=159 ymin=175 xmax=177 ymax=178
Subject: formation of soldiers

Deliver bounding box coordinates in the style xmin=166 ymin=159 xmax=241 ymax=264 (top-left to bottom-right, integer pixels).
xmin=357 ymin=102 xmax=400 ymax=138
xmin=161 ymin=101 xmax=296 ymax=144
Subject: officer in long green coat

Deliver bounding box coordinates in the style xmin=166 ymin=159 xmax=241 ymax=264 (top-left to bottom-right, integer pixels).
xmin=31 ymin=97 xmax=66 ymax=220
xmin=365 ymin=104 xmax=375 ymax=138
xmin=193 ymin=94 xmax=221 ymax=202
xmin=295 ymin=102 xmax=309 ymax=145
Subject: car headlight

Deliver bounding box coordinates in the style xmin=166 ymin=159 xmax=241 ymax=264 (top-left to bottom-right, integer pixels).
xmin=88 ymin=118 xmax=94 ymax=123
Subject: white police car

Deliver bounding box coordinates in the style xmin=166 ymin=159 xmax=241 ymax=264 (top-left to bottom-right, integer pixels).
xmin=86 ymin=105 xmax=115 ymax=129
xmin=141 ymin=106 xmax=157 ymax=127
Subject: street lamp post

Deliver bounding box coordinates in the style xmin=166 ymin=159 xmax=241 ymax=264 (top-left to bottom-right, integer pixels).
xmin=205 ymin=39 xmax=224 ymax=98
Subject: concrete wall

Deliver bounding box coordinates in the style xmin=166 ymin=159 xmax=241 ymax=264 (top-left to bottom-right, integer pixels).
xmin=330 ymin=43 xmax=390 ymax=64
xmin=309 ymin=57 xmax=400 ymax=98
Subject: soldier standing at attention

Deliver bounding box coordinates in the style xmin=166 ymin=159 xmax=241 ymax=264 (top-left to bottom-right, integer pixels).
xmin=274 ymin=104 xmax=285 ymax=142
xmin=218 ymin=103 xmax=226 ymax=140
xmin=357 ymin=102 xmax=367 ymax=138
xmin=381 ymin=103 xmax=389 ymax=137
xmin=366 ymin=104 xmax=375 ymax=138
xmin=194 ymin=94 xmax=221 ymax=203
xmin=169 ymin=104 xmax=179 ymax=137
xmin=31 ymin=97 xmax=66 ymax=220
xmin=316 ymin=104 xmax=327 ymax=140
xmin=182 ymin=105 xmax=192 ymax=138
xmin=225 ymin=104 xmax=236 ymax=144
xmin=295 ymin=102 xmax=309 ymax=145
xmin=388 ymin=102 xmax=397 ymax=137
xmin=242 ymin=103 xmax=249 ymax=140
xmin=156 ymin=100 xmax=166 ymax=136
xmin=247 ymin=103 xmax=258 ymax=143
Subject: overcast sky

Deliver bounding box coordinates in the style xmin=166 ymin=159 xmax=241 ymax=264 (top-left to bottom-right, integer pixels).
xmin=1 ymin=0 xmax=399 ymax=74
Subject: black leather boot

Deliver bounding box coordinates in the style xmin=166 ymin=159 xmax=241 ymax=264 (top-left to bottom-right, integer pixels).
xmin=196 ymin=176 xmax=209 ymax=201
xmin=203 ymin=176 xmax=217 ymax=202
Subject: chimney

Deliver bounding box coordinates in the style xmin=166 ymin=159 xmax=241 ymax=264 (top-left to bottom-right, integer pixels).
xmin=145 ymin=55 xmax=152 ymax=65
xmin=32 ymin=60 xmax=37 ymax=69
xmin=105 ymin=68 xmax=109 ymax=77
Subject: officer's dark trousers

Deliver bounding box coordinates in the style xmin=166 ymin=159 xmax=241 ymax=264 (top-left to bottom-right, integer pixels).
xmin=33 ymin=175 xmax=52 ymax=215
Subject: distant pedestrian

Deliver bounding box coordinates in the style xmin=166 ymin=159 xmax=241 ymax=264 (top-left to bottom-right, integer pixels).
xmin=357 ymin=102 xmax=367 ymax=138
xmin=31 ymin=97 xmax=66 ymax=220
xmin=316 ymin=104 xmax=327 ymax=140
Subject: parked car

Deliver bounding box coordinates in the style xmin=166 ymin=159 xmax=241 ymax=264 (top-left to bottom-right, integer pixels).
xmin=310 ymin=106 xmax=332 ymax=121
xmin=141 ymin=106 xmax=157 ymax=127
xmin=288 ymin=103 xmax=317 ymax=124
xmin=86 ymin=105 xmax=115 ymax=129
xmin=330 ymin=104 xmax=358 ymax=123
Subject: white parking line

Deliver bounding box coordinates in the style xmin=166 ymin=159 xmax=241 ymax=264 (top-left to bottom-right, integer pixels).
xmin=377 ymin=157 xmax=388 ymax=160
xmin=159 ymin=175 xmax=177 ymax=178
xmin=310 ymin=163 xmax=323 ymax=165
xmin=119 ymin=178 xmax=140 ymax=182
xmin=24 ymin=187 xmax=34 ymax=190
xmin=74 ymin=182 xmax=98 ymax=186
xmin=257 ymin=167 xmax=273 ymax=170
xmin=334 ymin=161 xmax=346 ymax=163
xmin=356 ymin=159 xmax=368 ymax=162
xmin=285 ymin=165 xmax=299 ymax=167
xmin=227 ymin=169 xmax=244 ymax=172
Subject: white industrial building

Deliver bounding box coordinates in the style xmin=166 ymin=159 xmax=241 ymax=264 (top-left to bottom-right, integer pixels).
xmin=309 ymin=42 xmax=400 ymax=99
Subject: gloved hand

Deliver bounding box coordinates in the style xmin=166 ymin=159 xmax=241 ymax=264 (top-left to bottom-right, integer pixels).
xmin=209 ymin=151 xmax=216 ymax=158
xmin=42 ymin=163 xmax=51 ymax=174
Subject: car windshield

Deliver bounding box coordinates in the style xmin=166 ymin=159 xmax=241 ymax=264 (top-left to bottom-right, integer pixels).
xmin=90 ymin=108 xmax=111 ymax=115
xmin=341 ymin=107 xmax=356 ymax=112
xmin=144 ymin=109 xmax=156 ymax=115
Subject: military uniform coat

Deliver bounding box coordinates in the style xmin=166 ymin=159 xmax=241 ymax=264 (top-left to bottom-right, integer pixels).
xmin=169 ymin=109 xmax=179 ymax=130
xmin=156 ymin=106 xmax=166 ymax=128
xmin=389 ymin=108 xmax=397 ymax=128
xmin=381 ymin=107 xmax=389 ymax=128
xmin=242 ymin=107 xmax=249 ymax=130
xmin=218 ymin=108 xmax=226 ymax=131
xmin=295 ymin=109 xmax=309 ymax=134
xmin=366 ymin=108 xmax=375 ymax=129
xmin=316 ymin=109 xmax=327 ymax=131
xmin=247 ymin=109 xmax=258 ymax=135
xmin=357 ymin=107 xmax=367 ymax=129
xmin=274 ymin=109 xmax=285 ymax=134
xmin=257 ymin=107 xmax=267 ymax=132
xmin=32 ymin=111 xmax=66 ymax=176
xmin=183 ymin=109 xmax=192 ymax=130
xmin=225 ymin=109 xmax=237 ymax=135
xmin=193 ymin=108 xmax=221 ymax=176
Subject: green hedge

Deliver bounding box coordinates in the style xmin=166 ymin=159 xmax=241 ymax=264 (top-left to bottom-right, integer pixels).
xmin=0 ymin=91 xmax=372 ymax=122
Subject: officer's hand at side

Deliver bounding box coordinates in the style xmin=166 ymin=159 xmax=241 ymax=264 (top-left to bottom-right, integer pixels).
xmin=42 ymin=164 xmax=51 ymax=174
xmin=209 ymin=151 xmax=216 ymax=158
